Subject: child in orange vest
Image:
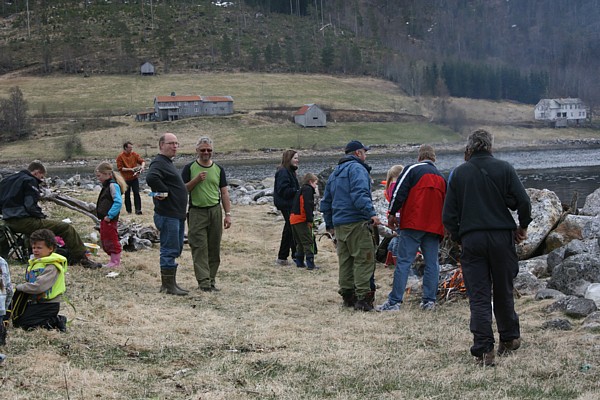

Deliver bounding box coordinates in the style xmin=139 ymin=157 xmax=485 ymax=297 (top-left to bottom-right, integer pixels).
xmin=290 ymin=173 xmax=319 ymax=270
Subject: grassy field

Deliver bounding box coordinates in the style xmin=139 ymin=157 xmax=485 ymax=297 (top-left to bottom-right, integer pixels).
xmin=1 ymin=73 xmax=599 ymax=164
xmin=2 ymin=192 xmax=599 ymax=399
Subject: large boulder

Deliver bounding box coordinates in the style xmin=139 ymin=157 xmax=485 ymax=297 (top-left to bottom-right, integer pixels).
xmin=547 ymin=253 xmax=600 ymax=295
xmin=516 ymin=188 xmax=562 ymax=259
xmin=519 ymin=255 xmax=549 ymax=278
xmin=544 ymin=214 xmax=586 ymax=251
xmin=581 ymin=187 xmax=600 ymax=216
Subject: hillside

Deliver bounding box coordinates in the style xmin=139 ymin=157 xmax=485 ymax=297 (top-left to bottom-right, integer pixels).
xmin=1 ymin=1 xmax=600 ymax=106
xmin=1 ymin=72 xmax=599 ymax=166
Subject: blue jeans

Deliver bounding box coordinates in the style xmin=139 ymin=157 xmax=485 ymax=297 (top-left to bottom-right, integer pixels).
xmin=154 ymin=214 xmax=185 ymax=270
xmin=388 ymin=229 xmax=440 ymax=304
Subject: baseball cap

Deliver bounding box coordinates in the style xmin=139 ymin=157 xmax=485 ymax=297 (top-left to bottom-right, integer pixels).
xmin=344 ymin=140 xmax=370 ymax=154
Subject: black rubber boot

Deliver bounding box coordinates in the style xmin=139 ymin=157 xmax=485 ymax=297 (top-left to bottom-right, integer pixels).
xmin=160 ymin=268 xmax=188 ymax=296
xmin=172 ymin=268 xmax=189 ymax=293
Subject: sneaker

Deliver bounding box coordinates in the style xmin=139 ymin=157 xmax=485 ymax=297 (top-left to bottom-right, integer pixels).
xmin=80 ymin=258 xmax=102 ymax=269
xmin=275 ymin=259 xmax=290 ymax=266
xmin=497 ymin=338 xmax=521 ymax=356
xmin=420 ymin=301 xmax=436 ymax=311
xmin=475 ymin=350 xmax=496 ymax=367
xmin=375 ymin=300 xmax=401 ymax=312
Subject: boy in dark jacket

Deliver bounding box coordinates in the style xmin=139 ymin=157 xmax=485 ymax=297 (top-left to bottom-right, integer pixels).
xmin=290 ymin=173 xmax=319 ymax=270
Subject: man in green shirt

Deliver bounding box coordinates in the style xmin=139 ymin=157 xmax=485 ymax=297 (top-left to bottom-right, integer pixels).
xmin=182 ymin=137 xmax=232 ymax=292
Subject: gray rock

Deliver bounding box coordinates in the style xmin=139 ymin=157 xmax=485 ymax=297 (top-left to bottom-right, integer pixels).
xmin=546 ymin=246 xmax=566 ymax=274
xmin=514 ymin=270 xmax=546 ymax=296
xmin=535 ymin=288 xmax=566 ymax=301
xmin=547 ymin=253 xmax=600 ymax=295
xmin=565 ymin=298 xmax=597 ymax=318
xmin=228 ymin=178 xmax=245 ymax=187
xmin=515 ymin=188 xmax=562 ymax=259
xmin=256 ymin=196 xmax=272 ymax=205
xmin=252 ymin=190 xmax=267 ymax=201
xmin=541 ymin=318 xmax=573 ymax=330
xmin=519 ymin=256 xmax=549 ymax=278
xmin=581 ymin=187 xmax=600 ymax=216
xmin=544 ymin=214 xmax=586 ymax=251
xmin=581 ymin=311 xmax=600 ymax=332
xmin=581 ymin=216 xmax=600 ymax=239
xmin=546 ymin=295 xmax=578 ymax=313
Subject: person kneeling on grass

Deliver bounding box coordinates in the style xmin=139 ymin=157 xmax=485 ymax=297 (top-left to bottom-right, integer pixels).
xmin=12 ymin=229 xmax=68 ymax=332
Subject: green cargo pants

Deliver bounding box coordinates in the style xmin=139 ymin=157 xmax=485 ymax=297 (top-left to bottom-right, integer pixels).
xmin=188 ymin=206 xmax=223 ymax=289
xmin=5 ymin=217 xmax=87 ymax=261
xmin=334 ymin=220 xmax=376 ymax=300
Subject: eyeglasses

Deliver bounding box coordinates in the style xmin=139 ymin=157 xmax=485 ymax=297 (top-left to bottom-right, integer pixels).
xmin=199 ymin=149 xmax=213 ymax=153
xmin=164 ymin=141 xmax=179 ymax=146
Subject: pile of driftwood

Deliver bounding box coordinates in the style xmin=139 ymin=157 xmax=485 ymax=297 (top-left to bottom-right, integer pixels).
xmin=41 ymin=189 xmax=158 ymax=251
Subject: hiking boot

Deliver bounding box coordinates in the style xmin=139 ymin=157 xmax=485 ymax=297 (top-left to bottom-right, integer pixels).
xmin=475 ymin=350 xmax=496 ymax=367
xmin=375 ymin=300 xmax=401 ymax=312
xmin=354 ymin=298 xmax=374 ymax=312
xmin=210 ymin=285 xmax=221 ymax=292
xmin=498 ymin=338 xmax=521 ymax=356
xmin=135 ymin=210 xmax=143 ymax=215
xmin=80 ymin=257 xmax=102 ymax=269
xmin=199 ymin=286 xmax=212 ymax=292
xmin=420 ymin=301 xmax=436 ymax=311
xmin=342 ymin=293 xmax=356 ymax=308
xmin=275 ymin=259 xmax=290 ymax=266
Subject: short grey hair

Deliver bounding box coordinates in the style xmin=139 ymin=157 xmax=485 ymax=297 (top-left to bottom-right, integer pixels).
xmin=466 ymin=129 xmax=493 ymax=153
xmin=196 ymin=136 xmax=213 ymax=147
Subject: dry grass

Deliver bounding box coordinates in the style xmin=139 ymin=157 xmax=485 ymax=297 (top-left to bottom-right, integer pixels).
xmin=2 ymin=193 xmax=599 ymax=399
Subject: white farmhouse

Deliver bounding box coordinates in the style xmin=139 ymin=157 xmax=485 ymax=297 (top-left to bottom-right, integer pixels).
xmin=534 ymin=98 xmax=587 ymax=127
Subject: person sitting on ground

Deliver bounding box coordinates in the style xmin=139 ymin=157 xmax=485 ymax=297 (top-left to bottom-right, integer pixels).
xmin=290 ymin=173 xmax=319 ymax=270
xmin=0 ymin=256 xmax=12 ymax=348
xmin=95 ymin=162 xmax=127 ymax=268
xmin=12 ymin=229 xmax=68 ymax=332
xmin=0 ymin=161 xmax=101 ymax=269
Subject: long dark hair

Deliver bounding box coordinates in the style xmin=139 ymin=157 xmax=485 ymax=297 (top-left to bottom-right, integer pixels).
xmin=279 ymin=149 xmax=297 ymax=170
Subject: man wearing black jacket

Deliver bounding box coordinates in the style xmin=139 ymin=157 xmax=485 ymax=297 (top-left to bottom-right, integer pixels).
xmin=146 ymin=133 xmax=189 ymax=296
xmin=0 ymin=161 xmax=100 ymax=269
xmin=443 ymin=129 xmax=532 ymax=366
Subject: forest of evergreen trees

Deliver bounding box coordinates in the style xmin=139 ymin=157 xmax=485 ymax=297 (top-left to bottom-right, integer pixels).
xmin=0 ymin=0 xmax=598 ymax=106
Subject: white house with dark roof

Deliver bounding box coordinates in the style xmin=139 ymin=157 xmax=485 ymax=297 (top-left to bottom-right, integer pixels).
xmin=294 ymin=104 xmax=326 ymax=127
xmin=535 ymin=98 xmax=587 ymax=127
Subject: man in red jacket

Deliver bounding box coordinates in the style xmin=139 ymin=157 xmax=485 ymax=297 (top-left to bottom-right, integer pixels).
xmin=376 ymin=144 xmax=446 ymax=312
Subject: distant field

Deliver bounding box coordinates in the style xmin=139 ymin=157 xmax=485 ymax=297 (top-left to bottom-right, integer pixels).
xmin=0 ymin=73 xmax=599 ymax=163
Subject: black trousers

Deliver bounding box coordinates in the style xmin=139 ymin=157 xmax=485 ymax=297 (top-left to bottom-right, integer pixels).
xmin=124 ymin=178 xmax=142 ymax=213
xmin=460 ymin=230 xmax=520 ymax=357
xmin=13 ymin=300 xmax=60 ymax=331
xmin=277 ymin=209 xmax=296 ymax=260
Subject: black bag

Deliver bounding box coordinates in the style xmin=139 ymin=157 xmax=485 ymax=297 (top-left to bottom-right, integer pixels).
xmin=375 ymin=236 xmax=392 ymax=263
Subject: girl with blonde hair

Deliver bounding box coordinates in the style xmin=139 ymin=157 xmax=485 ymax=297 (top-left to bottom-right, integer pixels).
xmin=95 ymin=162 xmax=127 ymax=268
